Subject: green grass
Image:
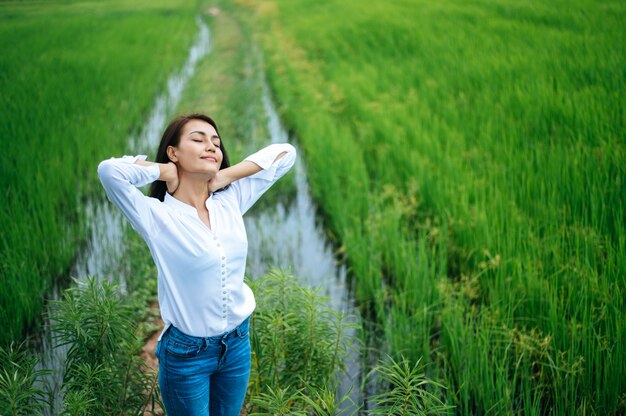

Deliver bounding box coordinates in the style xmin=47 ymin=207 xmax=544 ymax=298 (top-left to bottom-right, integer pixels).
xmin=230 ymin=0 xmax=625 ymax=413
xmin=0 ymin=0 xmax=199 ymax=346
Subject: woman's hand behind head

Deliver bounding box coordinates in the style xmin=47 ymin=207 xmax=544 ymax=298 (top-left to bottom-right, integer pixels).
xmin=207 ymin=170 xmax=230 ymax=193
xmin=164 ymin=162 xmax=179 ymax=195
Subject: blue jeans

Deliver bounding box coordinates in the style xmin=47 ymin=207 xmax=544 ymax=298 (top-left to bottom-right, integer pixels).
xmin=155 ymin=318 xmax=251 ymax=416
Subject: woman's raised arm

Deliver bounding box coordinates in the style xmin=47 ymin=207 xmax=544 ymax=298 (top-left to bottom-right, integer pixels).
xmin=217 ymin=143 xmax=296 ymax=214
xmin=97 ymin=155 xmax=164 ymax=237
xmin=134 ymin=159 xmax=179 ymax=194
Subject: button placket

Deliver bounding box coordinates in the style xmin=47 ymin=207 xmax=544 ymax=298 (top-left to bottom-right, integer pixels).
xmin=217 ymin=241 xmax=228 ymax=320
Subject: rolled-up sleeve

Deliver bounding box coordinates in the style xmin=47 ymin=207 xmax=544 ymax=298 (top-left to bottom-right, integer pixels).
xmin=231 ymin=143 xmax=296 ymax=214
xmin=97 ymin=155 xmax=161 ymax=237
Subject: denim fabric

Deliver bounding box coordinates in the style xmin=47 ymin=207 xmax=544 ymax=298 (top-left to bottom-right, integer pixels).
xmin=155 ymin=317 xmax=251 ymax=416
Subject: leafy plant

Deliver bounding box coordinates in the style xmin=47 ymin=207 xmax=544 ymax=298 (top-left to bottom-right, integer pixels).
xmin=250 ymin=386 xmax=306 ymax=415
xmin=300 ymin=385 xmax=360 ymax=416
xmin=247 ymin=268 xmax=358 ymax=413
xmin=368 ymin=355 xmax=451 ymax=416
xmin=49 ymin=276 xmax=159 ymax=415
xmin=0 ymin=342 xmax=49 ymax=416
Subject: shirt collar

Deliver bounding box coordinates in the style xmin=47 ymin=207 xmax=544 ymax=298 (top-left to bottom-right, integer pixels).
xmin=164 ymin=192 xmax=212 ymax=217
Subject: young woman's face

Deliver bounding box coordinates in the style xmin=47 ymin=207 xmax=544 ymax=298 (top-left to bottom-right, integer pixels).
xmin=168 ymin=119 xmax=223 ymax=177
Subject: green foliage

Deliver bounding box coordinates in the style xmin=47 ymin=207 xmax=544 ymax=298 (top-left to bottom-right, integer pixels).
xmin=0 ymin=265 xmax=453 ymax=414
xmin=369 ymin=356 xmax=450 ymax=416
xmin=250 ymin=386 xmax=307 ymax=416
xmin=300 ymin=385 xmax=360 ymax=416
xmin=0 ymin=226 xmax=162 ymax=415
xmin=49 ymin=277 xmax=159 ymax=415
xmin=246 ymin=269 xmax=358 ymax=414
xmin=0 ymin=343 xmax=49 ymax=416
xmin=251 ymin=384 xmax=360 ymax=416
xmin=61 ymin=391 xmax=97 ymax=416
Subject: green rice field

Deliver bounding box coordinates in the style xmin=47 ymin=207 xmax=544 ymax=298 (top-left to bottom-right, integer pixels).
xmin=1 ymin=0 xmax=624 ymax=413
xmin=0 ymin=0 xmax=198 ymax=345
xmin=230 ymin=0 xmax=625 ymax=413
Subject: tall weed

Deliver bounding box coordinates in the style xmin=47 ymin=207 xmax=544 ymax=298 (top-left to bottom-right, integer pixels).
xmin=0 ymin=343 xmax=49 ymax=416
xmin=49 ymin=277 xmax=158 ymax=415
xmin=247 ymin=269 xmax=357 ymax=412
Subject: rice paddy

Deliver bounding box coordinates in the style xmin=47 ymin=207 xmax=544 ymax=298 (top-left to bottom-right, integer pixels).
xmin=2 ymin=0 xmax=624 ymax=413
xmin=0 ymin=0 xmax=199 ymax=345
xmin=229 ymin=0 xmax=625 ymax=413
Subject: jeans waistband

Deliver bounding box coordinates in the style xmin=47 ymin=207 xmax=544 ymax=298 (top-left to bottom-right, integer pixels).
xmin=168 ymin=317 xmax=250 ymax=346
xmin=217 ymin=317 xmax=249 ymax=341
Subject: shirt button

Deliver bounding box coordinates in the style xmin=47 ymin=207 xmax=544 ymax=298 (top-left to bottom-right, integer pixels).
xmin=221 ymin=256 xmax=225 ymax=260
xmin=221 ymin=264 xmax=226 ymax=268
xmin=221 ymin=271 xmax=226 ymax=275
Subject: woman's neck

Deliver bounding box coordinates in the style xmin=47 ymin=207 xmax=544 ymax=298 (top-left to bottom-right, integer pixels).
xmin=171 ymin=174 xmax=212 ymax=210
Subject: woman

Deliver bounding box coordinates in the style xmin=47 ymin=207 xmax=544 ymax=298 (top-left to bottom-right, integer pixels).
xmin=98 ymin=113 xmax=295 ymax=415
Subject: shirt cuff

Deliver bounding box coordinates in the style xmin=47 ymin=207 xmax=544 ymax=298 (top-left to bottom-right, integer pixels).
xmin=118 ymin=155 xmax=160 ymax=184
xmin=119 ymin=155 xmax=148 ymax=163
xmin=244 ymin=143 xmax=294 ymax=181
xmin=244 ymin=144 xmax=292 ymax=170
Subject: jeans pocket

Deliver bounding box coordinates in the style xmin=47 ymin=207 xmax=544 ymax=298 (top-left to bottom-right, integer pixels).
xmin=164 ymin=328 xmax=202 ymax=358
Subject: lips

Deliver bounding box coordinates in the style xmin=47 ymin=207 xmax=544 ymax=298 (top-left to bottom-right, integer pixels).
xmin=201 ymin=156 xmax=218 ymax=163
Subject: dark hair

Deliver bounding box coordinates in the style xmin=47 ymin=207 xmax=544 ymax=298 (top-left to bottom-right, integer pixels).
xmin=149 ymin=113 xmax=230 ymax=201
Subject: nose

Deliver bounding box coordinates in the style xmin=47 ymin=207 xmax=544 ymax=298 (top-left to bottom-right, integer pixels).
xmin=206 ymin=140 xmax=216 ymax=151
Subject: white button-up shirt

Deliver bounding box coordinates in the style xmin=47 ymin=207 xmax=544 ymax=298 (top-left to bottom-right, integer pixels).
xmin=98 ymin=143 xmax=296 ymax=338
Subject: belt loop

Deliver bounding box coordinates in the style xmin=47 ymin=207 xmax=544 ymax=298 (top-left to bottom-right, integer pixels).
xmin=236 ymin=317 xmax=247 ymax=338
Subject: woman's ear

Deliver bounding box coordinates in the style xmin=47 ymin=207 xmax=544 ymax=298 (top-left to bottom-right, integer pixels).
xmin=166 ymin=146 xmax=178 ymax=163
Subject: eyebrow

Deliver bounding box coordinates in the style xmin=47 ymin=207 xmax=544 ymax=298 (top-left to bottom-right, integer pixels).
xmin=189 ymin=130 xmax=220 ymax=139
